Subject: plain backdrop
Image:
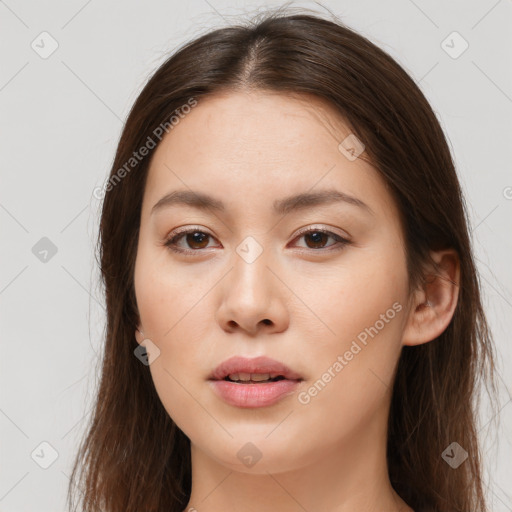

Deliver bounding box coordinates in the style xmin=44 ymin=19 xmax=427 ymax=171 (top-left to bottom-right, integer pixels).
xmin=1 ymin=0 xmax=511 ymax=510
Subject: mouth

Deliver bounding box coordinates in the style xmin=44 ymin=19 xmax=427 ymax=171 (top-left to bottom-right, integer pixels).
xmin=208 ymin=356 xmax=303 ymax=408
xmin=209 ymin=355 xmax=303 ymax=381
xmin=222 ymin=373 xmax=290 ymax=384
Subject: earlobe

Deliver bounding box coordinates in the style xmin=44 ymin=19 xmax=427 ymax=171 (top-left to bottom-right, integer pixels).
xmin=402 ymin=249 xmax=460 ymax=347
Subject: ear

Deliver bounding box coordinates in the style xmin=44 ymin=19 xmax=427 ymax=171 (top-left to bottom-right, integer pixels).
xmin=402 ymin=249 xmax=460 ymax=347
xmin=135 ymin=326 xmax=145 ymax=345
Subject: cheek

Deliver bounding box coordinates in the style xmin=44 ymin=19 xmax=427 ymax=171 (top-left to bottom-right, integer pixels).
xmin=134 ymin=242 xmax=215 ymax=339
xmin=306 ymin=241 xmax=408 ymax=348
xmin=288 ymin=294 xmax=407 ymax=460
xmin=134 ymin=248 xmax=218 ymax=428
xmin=298 ymin=243 xmax=408 ymax=414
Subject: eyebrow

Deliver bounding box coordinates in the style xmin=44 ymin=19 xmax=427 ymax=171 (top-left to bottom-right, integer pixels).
xmin=151 ymin=189 xmax=374 ymax=216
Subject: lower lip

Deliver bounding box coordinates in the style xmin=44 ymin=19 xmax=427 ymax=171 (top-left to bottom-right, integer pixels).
xmin=209 ymin=379 xmax=301 ymax=408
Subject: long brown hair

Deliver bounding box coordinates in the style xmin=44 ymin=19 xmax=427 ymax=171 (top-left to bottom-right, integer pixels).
xmin=67 ymin=7 xmax=497 ymax=512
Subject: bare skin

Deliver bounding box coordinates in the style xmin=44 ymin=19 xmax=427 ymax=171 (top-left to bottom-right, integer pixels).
xmin=133 ymin=90 xmax=459 ymax=512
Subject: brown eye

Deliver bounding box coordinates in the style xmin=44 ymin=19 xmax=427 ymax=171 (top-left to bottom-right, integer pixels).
xmin=164 ymin=229 xmax=217 ymax=254
xmin=303 ymin=231 xmax=330 ymax=249
xmin=293 ymin=228 xmax=351 ymax=252
xmin=184 ymin=231 xmax=210 ymax=249
xmin=164 ymin=226 xmax=351 ymax=256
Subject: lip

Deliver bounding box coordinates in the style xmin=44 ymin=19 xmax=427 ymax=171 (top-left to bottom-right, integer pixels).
xmin=209 ymin=355 xmax=303 ymax=381
xmin=208 ymin=356 xmax=303 ymax=408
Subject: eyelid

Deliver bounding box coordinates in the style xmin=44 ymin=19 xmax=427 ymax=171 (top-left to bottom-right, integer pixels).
xmin=292 ymin=224 xmax=351 ymax=241
xmin=168 ymin=225 xmax=214 ymax=238
xmin=166 ymin=224 xmax=350 ymax=241
xmin=163 ymin=224 xmax=351 ymax=255
xmin=162 ymin=225 xmax=219 ymax=255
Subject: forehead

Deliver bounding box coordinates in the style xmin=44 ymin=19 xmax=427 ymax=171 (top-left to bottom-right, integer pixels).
xmin=143 ymin=91 xmax=397 ymax=221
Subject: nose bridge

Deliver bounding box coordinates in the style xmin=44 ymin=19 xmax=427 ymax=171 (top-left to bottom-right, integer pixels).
xmin=229 ymin=234 xmax=274 ymax=305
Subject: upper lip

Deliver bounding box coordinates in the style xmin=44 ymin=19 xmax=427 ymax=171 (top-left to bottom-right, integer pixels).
xmin=209 ymin=356 xmax=303 ymax=381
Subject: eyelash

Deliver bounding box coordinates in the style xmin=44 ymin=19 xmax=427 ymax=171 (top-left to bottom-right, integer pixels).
xmin=163 ymin=225 xmax=352 ymax=256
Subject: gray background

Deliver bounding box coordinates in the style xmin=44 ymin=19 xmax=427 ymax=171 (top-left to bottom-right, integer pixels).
xmin=1 ymin=0 xmax=511 ymax=510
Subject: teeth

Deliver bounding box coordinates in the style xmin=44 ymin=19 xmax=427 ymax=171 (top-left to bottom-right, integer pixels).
xmin=250 ymin=373 xmax=271 ymax=382
xmin=227 ymin=373 xmax=275 ymax=382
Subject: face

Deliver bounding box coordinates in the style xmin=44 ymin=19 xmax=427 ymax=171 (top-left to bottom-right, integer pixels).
xmin=133 ymin=91 xmax=412 ymax=474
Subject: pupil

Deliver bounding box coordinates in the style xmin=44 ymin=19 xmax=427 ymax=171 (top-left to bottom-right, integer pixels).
xmin=187 ymin=232 xmax=208 ymax=249
xmin=306 ymin=231 xmax=327 ymax=248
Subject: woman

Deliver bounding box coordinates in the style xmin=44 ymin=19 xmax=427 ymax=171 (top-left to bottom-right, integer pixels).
xmin=68 ymin=9 xmax=497 ymax=512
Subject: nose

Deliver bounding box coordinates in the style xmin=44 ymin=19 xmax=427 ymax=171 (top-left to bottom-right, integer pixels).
xmin=215 ymin=245 xmax=289 ymax=336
